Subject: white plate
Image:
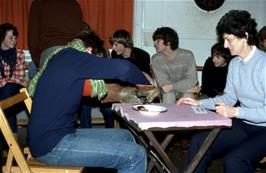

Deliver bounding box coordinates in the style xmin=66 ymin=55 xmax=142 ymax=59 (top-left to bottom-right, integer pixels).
xmin=133 ymin=105 xmax=167 ymax=116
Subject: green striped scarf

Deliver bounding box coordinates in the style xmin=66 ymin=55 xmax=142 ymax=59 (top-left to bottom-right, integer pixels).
xmin=27 ymin=39 xmax=108 ymax=100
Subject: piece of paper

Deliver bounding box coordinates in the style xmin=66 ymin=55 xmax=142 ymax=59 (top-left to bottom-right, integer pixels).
xmin=192 ymin=106 xmax=208 ymax=114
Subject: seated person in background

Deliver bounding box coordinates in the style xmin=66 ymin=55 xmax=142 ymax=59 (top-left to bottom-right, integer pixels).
xmin=151 ymin=27 xmax=198 ymax=103
xmin=27 ymin=31 xmax=149 ymax=172
xmin=201 ymin=42 xmax=233 ymax=98
xmin=257 ymin=26 xmax=266 ymax=51
xmin=0 ymin=23 xmax=27 ymax=161
xmin=109 ymin=29 xmax=152 ymax=77
xmin=0 ymin=23 xmax=27 ymax=135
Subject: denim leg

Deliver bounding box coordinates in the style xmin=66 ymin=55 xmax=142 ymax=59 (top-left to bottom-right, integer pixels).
xmin=37 ymin=128 xmax=146 ymax=173
xmin=184 ymin=119 xmax=249 ymax=173
xmin=224 ymin=127 xmax=266 ymax=173
xmin=100 ymin=103 xmax=114 ymax=128
xmin=78 ymin=97 xmax=92 ymax=128
xmin=184 ymin=130 xmax=210 ymax=173
xmin=28 ymin=61 xmax=38 ymax=79
xmin=0 ymin=83 xmax=22 ymax=133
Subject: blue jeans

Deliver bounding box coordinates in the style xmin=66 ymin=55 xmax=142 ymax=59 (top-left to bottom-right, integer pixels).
xmin=0 ymin=83 xmax=23 ymax=133
xmin=37 ymin=128 xmax=147 ymax=173
xmin=184 ymin=119 xmax=266 ymax=173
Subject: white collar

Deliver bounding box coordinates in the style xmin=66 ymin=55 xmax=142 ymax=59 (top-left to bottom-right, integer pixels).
xmin=239 ymin=46 xmax=256 ymax=62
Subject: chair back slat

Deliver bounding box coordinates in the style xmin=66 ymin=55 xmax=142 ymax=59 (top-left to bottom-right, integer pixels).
xmin=0 ymin=91 xmax=32 ymax=172
xmin=0 ymin=92 xmax=28 ymax=110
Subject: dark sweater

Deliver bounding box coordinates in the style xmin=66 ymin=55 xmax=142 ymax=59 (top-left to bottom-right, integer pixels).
xmin=111 ymin=47 xmax=151 ymax=76
xmin=28 ymin=48 xmax=149 ymax=157
xmin=201 ymin=57 xmax=229 ymax=98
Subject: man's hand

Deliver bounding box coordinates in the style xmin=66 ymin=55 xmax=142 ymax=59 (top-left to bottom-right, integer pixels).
xmin=186 ymin=83 xmax=201 ymax=94
xmin=162 ymin=83 xmax=173 ymax=93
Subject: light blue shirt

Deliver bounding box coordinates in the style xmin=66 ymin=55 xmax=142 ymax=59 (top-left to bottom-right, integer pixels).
xmin=200 ymin=46 xmax=266 ymax=126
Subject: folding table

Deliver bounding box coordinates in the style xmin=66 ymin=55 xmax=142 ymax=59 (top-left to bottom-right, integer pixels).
xmin=112 ymin=103 xmax=232 ymax=173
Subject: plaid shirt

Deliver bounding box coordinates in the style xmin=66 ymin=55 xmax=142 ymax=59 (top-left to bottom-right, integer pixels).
xmin=0 ymin=49 xmax=28 ymax=87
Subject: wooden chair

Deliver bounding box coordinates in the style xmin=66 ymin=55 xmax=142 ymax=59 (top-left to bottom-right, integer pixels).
xmin=0 ymin=88 xmax=84 ymax=173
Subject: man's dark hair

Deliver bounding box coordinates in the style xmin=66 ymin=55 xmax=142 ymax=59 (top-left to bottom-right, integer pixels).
xmin=109 ymin=29 xmax=133 ymax=48
xmin=216 ymin=10 xmax=257 ymax=46
xmin=257 ymin=26 xmax=266 ymax=50
xmin=152 ymin=27 xmax=179 ymax=50
xmin=77 ymin=31 xmax=106 ymax=56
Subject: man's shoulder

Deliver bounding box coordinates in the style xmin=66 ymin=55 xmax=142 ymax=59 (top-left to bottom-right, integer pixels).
xmin=151 ymin=53 xmax=165 ymax=62
xmin=176 ymin=48 xmax=193 ymax=56
xmin=133 ymin=47 xmax=149 ymax=55
xmin=132 ymin=47 xmax=150 ymax=58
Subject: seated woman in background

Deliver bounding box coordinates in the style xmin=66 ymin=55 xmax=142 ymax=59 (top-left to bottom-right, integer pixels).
xmin=109 ymin=29 xmax=152 ymax=77
xmin=200 ymin=42 xmax=233 ymax=98
xmin=0 ymin=23 xmax=27 ymax=134
xmin=257 ymin=26 xmax=266 ymax=51
xmin=0 ymin=23 xmax=27 ymax=160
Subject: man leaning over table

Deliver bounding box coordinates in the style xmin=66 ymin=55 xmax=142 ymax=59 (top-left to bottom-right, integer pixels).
xmin=177 ymin=10 xmax=266 ymax=173
xmin=27 ymin=30 xmax=149 ymax=173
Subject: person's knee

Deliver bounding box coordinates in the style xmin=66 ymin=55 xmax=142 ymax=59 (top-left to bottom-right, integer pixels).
xmin=224 ymin=153 xmax=249 ymax=172
xmin=134 ymin=145 xmax=147 ymax=165
xmin=1 ymin=83 xmax=21 ymax=98
xmin=118 ymin=129 xmax=135 ymax=142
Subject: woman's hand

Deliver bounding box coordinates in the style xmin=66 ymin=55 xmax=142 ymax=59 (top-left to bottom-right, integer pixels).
xmin=215 ymin=102 xmax=239 ymax=118
xmin=176 ymin=97 xmax=199 ymax=106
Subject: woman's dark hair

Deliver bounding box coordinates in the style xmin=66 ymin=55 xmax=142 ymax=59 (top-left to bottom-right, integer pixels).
xmin=0 ymin=23 xmax=18 ymax=43
xmin=152 ymin=27 xmax=179 ymax=50
xmin=0 ymin=23 xmax=18 ymax=78
xmin=257 ymin=26 xmax=266 ymax=50
xmin=109 ymin=29 xmax=133 ymax=48
xmin=211 ymin=43 xmax=231 ymax=62
xmin=216 ymin=10 xmax=257 ymax=45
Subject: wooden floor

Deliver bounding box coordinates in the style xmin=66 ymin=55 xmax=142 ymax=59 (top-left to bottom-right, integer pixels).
xmin=4 ymin=126 xmax=265 ymax=173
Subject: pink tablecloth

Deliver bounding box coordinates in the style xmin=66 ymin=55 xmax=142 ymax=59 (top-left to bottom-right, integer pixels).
xmin=112 ymin=103 xmax=232 ymax=130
